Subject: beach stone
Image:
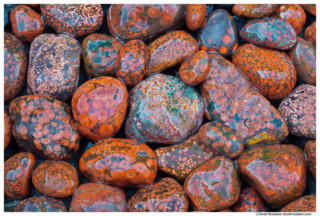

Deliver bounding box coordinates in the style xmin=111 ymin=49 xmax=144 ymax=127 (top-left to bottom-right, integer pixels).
xmin=305 ymin=140 xmax=316 ymax=179
xmin=4 ymin=152 xmax=36 ymax=200
xmin=10 ymin=5 xmax=45 ymax=42
xmin=9 ymin=95 xmax=81 ymax=160
xmin=128 ymin=177 xmax=189 ymax=212
xmin=27 ymin=33 xmax=81 ymax=101
xmin=116 ymin=40 xmax=150 ymax=86
xmin=184 ymin=156 xmax=241 ymax=211
xmin=41 ymin=4 xmax=103 ymax=38
xmin=79 ymin=138 xmax=157 ymax=187
xmin=14 ymin=196 xmax=67 ymax=212
xmin=146 ymin=30 xmax=199 ymax=76
xmin=280 ymin=195 xmax=316 ymax=212
xmin=107 ymin=4 xmax=185 ymax=42
xmin=186 ymin=4 xmax=207 ymax=31
xmin=232 ymin=43 xmax=296 ymax=100
xmin=304 ymin=22 xmax=316 ymax=46
xmin=200 ymin=53 xmax=288 ymax=147
xmin=231 ymin=188 xmax=266 ymax=212
xmin=278 ymin=84 xmax=316 ymax=138
xmin=236 ymin=144 xmax=307 ymax=209
xmin=232 ymin=4 xmax=277 ymax=18
xmin=240 ymin=17 xmax=297 ymax=50
xmin=287 ymin=37 xmax=316 ymax=86
xmin=69 ymin=183 xmax=127 ymax=212
xmin=4 ymin=110 xmax=12 ymax=149
xmin=4 ymin=32 xmax=27 ymax=102
xmin=198 ymin=9 xmax=238 ymax=57
xmin=126 ymin=74 xmax=205 ymax=144
xmin=300 ymin=4 xmax=316 ymax=16
xmin=155 ymin=134 xmax=216 ymax=180
xmin=82 ymin=33 xmax=124 ymax=77
xmin=71 ymin=77 xmax=128 ymax=141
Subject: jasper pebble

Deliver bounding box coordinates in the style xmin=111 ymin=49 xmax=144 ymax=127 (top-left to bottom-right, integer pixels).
xmin=280 ymin=195 xmax=316 ymax=212
xmin=305 ymin=140 xmax=316 ymax=179
xmin=4 ymin=110 xmax=12 ymax=149
xmin=300 ymin=4 xmax=316 ymax=16
xmin=14 ymin=196 xmax=67 ymax=212
xmin=232 ymin=4 xmax=277 ymax=18
xmin=304 ymin=22 xmax=316 ymax=46
xmin=186 ymin=4 xmax=207 ymax=31
xmin=231 ymin=188 xmax=266 ymax=212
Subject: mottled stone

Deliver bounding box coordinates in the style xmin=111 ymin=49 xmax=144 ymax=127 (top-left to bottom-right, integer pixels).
xmin=41 ymin=4 xmax=103 ymax=38
xmin=236 ymin=144 xmax=307 ymax=208
xmin=287 ymin=37 xmax=316 ymax=86
xmin=9 ymin=95 xmax=81 ymax=160
xmin=186 ymin=4 xmax=206 ymax=31
xmin=201 ymin=53 xmax=288 ymax=147
xmin=278 ymin=84 xmax=316 ymax=138
xmin=198 ymin=9 xmax=238 ymax=57
xmin=184 ymin=156 xmax=241 ymax=211
xmin=82 ymin=33 xmax=124 ymax=77
xmin=128 ymin=177 xmax=189 ymax=212
xmin=27 ymin=34 xmax=81 ymax=101
xmin=232 ymin=43 xmax=296 ymax=100
xmin=304 ymin=22 xmax=316 ymax=46
xmin=232 ymin=4 xmax=277 ymax=18
xmin=4 ymin=109 xmax=12 ymax=149
xmin=305 ymin=140 xmax=316 ymax=179
xmin=231 ymin=188 xmax=266 ymax=212
xmin=240 ymin=17 xmax=297 ymax=50
xmin=146 ymin=30 xmax=199 ymax=76
xmin=4 ymin=152 xmax=36 ymax=200
xmin=14 ymin=196 xmax=67 ymax=212
xmin=280 ymin=195 xmax=316 ymax=212
xmin=300 ymin=4 xmax=316 ymax=16
xmin=107 ymin=4 xmax=185 ymax=42
xmin=69 ymin=183 xmax=127 ymax=212
xmin=126 ymin=74 xmax=205 ymax=144
xmin=71 ymin=77 xmax=128 ymax=141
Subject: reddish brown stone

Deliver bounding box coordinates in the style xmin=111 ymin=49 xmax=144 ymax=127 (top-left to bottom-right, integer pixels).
xmin=4 ymin=152 xmax=36 ymax=200
xmin=300 ymin=4 xmax=316 ymax=16
xmin=278 ymin=84 xmax=316 ymax=139
xmin=184 ymin=156 xmax=241 ymax=211
xmin=304 ymin=22 xmax=316 ymax=46
xmin=232 ymin=4 xmax=277 ymax=18
xmin=128 ymin=177 xmax=189 ymax=212
xmin=186 ymin=4 xmax=206 ymax=31
xmin=4 ymin=109 xmax=12 ymax=149
xmin=305 ymin=140 xmax=316 ymax=179
xmin=71 ymin=77 xmax=128 ymax=141
xmin=231 ymin=188 xmax=266 ymax=212
xmin=79 ymin=138 xmax=157 ymax=187
xmin=69 ymin=183 xmax=127 ymax=212
xmin=9 ymin=95 xmax=81 ymax=160
xmin=14 ymin=196 xmax=67 ymax=212
xmin=4 ymin=32 xmax=27 ymax=102
xmin=236 ymin=144 xmax=307 ymax=208
xmin=10 ymin=5 xmax=45 ymax=42
xmin=280 ymin=195 xmax=316 ymax=212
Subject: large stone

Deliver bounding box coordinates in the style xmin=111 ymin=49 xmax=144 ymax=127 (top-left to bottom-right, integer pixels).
xmin=14 ymin=196 xmax=67 ymax=212
xmin=232 ymin=4 xmax=277 ymax=18
xmin=280 ymin=195 xmax=316 ymax=212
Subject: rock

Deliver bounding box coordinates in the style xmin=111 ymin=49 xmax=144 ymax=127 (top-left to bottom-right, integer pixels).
xmin=116 ymin=40 xmax=149 ymax=86
xmin=4 ymin=200 xmax=22 ymax=212
xmin=32 ymin=160 xmax=79 ymax=198
xmin=200 ymin=53 xmax=288 ymax=147
xmin=4 ymin=109 xmax=12 ymax=149
xmin=128 ymin=177 xmax=189 ymax=212
xmin=231 ymin=188 xmax=266 ymax=212
xmin=4 ymin=32 xmax=27 ymax=102
xmin=146 ymin=31 xmax=199 ymax=76
xmin=236 ymin=144 xmax=307 ymax=208
xmin=155 ymin=134 xmax=216 ymax=180
xmin=300 ymin=4 xmax=316 ymax=16
xmin=9 ymin=95 xmax=81 ymax=160
xmin=79 ymin=138 xmax=157 ymax=187
xmin=10 ymin=5 xmax=45 ymax=42
xmin=197 ymin=9 xmax=238 ymax=57
xmin=186 ymin=4 xmax=207 ymax=31
xmin=40 ymin=4 xmax=103 ymax=38
xmin=232 ymin=43 xmax=296 ymax=100
xmin=69 ymin=182 xmax=127 ymax=212
xmin=287 ymin=37 xmax=316 ymax=86
xmin=304 ymin=22 xmax=316 ymax=46
xmin=232 ymin=4 xmax=277 ymax=18
xmin=179 ymin=50 xmax=210 ymax=86
xmin=305 ymin=140 xmax=316 ymax=179
xmin=280 ymin=195 xmax=316 ymax=212
xmin=198 ymin=121 xmax=244 ymax=159
xmin=240 ymin=17 xmax=297 ymax=50
xmin=184 ymin=156 xmax=241 ymax=211
xmin=4 ymin=152 xmax=36 ymax=200
xmin=125 ymin=74 xmax=205 ymax=144
xmin=272 ymin=4 xmax=306 ymax=35
xmin=107 ymin=4 xmax=185 ymax=42
xmin=27 ymin=34 xmax=81 ymax=101
xmin=71 ymin=77 xmax=128 ymax=141
xmin=14 ymin=196 xmax=67 ymax=212
xmin=278 ymin=84 xmax=316 ymax=138
xmin=82 ymin=33 xmax=124 ymax=77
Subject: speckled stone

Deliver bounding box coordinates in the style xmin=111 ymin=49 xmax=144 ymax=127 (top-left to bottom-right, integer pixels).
xmin=280 ymin=195 xmax=316 ymax=212
xmin=4 ymin=110 xmax=12 ymax=149
xmin=126 ymin=74 xmax=205 ymax=144
xmin=184 ymin=156 xmax=241 ymax=211
xmin=304 ymin=22 xmax=316 ymax=46
xmin=27 ymin=34 xmax=81 ymax=101
xmin=305 ymin=140 xmax=316 ymax=179
xmin=300 ymin=4 xmax=316 ymax=16
xmin=201 ymin=53 xmax=289 ymax=147
xmin=231 ymin=188 xmax=266 ymax=212
xmin=128 ymin=177 xmax=189 ymax=212
xmin=14 ymin=196 xmax=67 ymax=212
xmin=186 ymin=4 xmax=207 ymax=31
xmin=69 ymin=183 xmax=127 ymax=212
xmin=278 ymin=84 xmax=316 ymax=138
xmin=236 ymin=144 xmax=307 ymax=209
xmin=232 ymin=4 xmax=277 ymax=18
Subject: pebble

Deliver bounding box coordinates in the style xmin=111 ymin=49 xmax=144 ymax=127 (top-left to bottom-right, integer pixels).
xmin=280 ymin=195 xmax=316 ymax=212
xmin=305 ymin=140 xmax=316 ymax=179
xmin=300 ymin=4 xmax=316 ymax=16
xmin=186 ymin=4 xmax=207 ymax=31
xmin=14 ymin=196 xmax=67 ymax=212
xmin=232 ymin=4 xmax=277 ymax=18
xmin=231 ymin=188 xmax=266 ymax=212
xmin=4 ymin=110 xmax=12 ymax=149
xmin=304 ymin=22 xmax=316 ymax=46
